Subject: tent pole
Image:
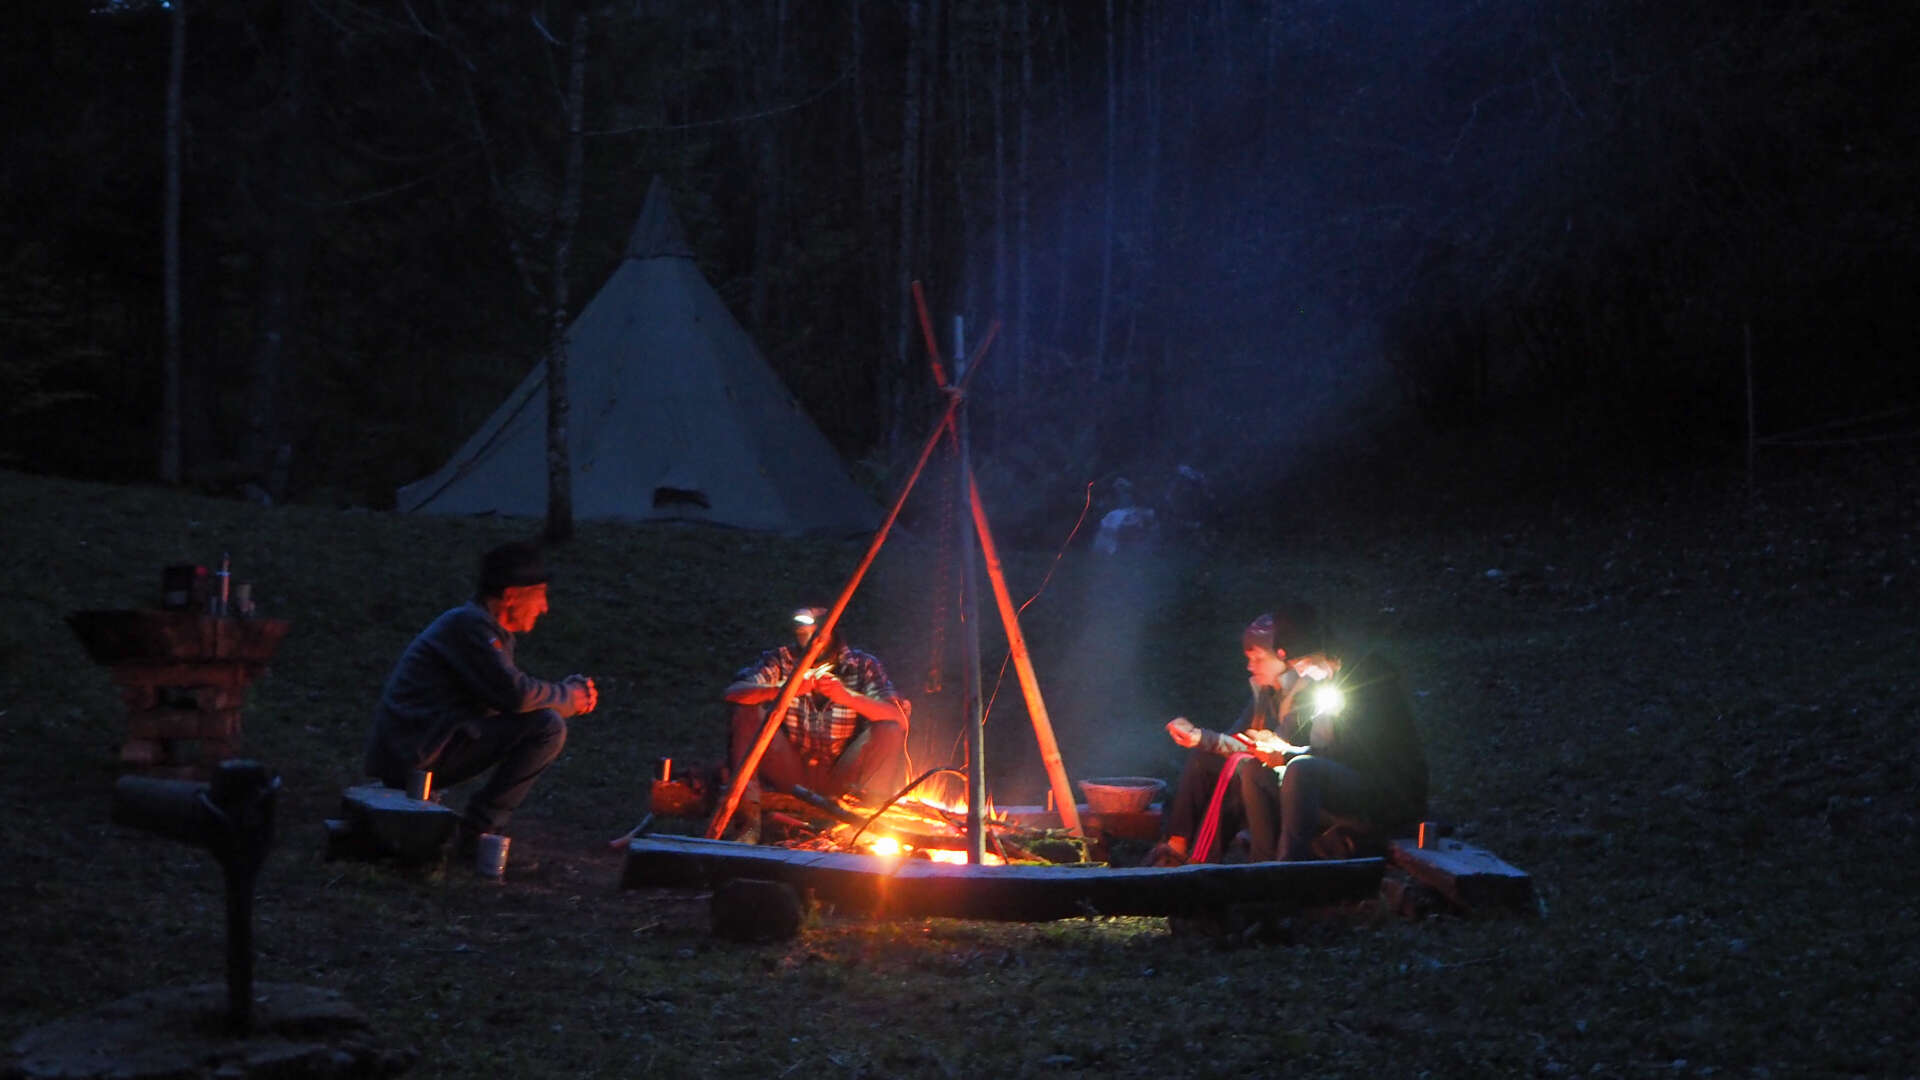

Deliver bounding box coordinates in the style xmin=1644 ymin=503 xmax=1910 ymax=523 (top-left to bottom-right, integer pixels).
xmin=704 ymin=359 xmax=987 ymax=841
xmin=968 ymin=473 xmax=1083 ymax=837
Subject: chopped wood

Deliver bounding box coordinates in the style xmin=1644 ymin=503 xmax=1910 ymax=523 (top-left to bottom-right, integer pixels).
xmin=623 ymin=834 xmax=1384 ymax=921
xmin=1387 ymin=838 xmax=1535 ymax=915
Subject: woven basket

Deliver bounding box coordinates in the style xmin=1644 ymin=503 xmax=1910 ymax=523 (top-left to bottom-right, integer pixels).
xmin=1078 ymin=776 xmax=1167 ymax=815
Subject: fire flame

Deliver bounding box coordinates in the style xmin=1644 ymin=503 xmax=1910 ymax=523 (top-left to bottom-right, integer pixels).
xmin=834 ymin=772 xmax=1008 ymax=864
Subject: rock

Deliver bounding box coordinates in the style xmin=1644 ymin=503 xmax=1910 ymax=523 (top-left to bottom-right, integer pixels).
xmin=710 ymin=878 xmax=807 ymax=943
xmin=6 ymin=983 xmax=416 ymax=1079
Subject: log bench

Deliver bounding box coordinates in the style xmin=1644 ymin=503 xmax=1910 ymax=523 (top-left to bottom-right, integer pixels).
xmin=1386 ymin=836 xmax=1537 ymax=917
xmin=323 ymin=784 xmax=458 ymax=864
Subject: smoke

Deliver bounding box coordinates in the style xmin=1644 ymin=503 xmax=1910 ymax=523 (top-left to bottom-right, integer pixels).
xmin=978 ymin=545 xmax=1187 ymax=802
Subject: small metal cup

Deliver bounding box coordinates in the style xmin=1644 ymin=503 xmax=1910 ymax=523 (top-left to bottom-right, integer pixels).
xmin=475 ymin=833 xmax=509 ymax=878
xmin=1417 ymin=821 xmax=1437 ymax=849
xmin=406 ymin=770 xmax=433 ymax=802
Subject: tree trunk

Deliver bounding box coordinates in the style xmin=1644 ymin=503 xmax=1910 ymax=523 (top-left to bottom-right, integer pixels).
xmin=889 ymin=0 xmax=925 ymax=462
xmin=1094 ymin=0 xmax=1116 ymax=380
xmin=750 ymin=0 xmax=789 ymax=331
xmin=1015 ymin=0 xmax=1031 ymax=396
xmin=241 ymin=0 xmax=313 ymax=502
xmin=851 ymin=0 xmax=884 ymax=360
xmin=991 ymin=0 xmax=1006 ymax=337
xmin=948 ymin=0 xmax=970 ymax=317
xmin=544 ymin=5 xmax=587 ymax=544
xmin=160 ymin=0 xmax=186 ymax=486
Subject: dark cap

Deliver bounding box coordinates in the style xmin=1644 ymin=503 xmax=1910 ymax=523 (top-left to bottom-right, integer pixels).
xmin=1241 ymin=602 xmax=1323 ymax=657
xmin=477 ymin=541 xmax=550 ymax=597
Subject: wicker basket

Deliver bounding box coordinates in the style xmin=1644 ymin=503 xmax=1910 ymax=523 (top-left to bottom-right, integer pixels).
xmin=1078 ymin=776 xmax=1167 ymax=814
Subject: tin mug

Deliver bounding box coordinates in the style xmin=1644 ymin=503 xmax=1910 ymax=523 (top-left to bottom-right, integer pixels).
xmin=475 ymin=833 xmax=510 ymax=878
xmin=406 ymin=770 xmax=433 ymax=802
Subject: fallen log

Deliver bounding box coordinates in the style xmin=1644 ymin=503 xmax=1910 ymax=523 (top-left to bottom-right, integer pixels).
xmin=623 ymin=835 xmax=1383 ymax=921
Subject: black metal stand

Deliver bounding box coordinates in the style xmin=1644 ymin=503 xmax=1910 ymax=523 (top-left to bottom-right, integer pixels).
xmin=112 ymin=759 xmax=280 ymax=1033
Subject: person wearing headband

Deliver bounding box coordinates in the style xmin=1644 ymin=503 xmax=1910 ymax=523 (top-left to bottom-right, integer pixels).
xmin=722 ymin=604 xmax=910 ymax=840
xmin=363 ymin=540 xmax=598 ymax=869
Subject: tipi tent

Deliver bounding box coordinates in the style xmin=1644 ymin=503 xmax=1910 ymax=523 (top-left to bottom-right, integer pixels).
xmin=396 ymin=178 xmax=881 ymax=535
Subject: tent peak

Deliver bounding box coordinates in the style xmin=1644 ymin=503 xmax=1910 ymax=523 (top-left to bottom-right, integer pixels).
xmin=626 ymin=176 xmax=694 ymax=260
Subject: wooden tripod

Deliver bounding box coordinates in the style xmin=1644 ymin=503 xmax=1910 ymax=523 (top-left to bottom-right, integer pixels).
xmin=705 ymin=285 xmax=1084 ymax=854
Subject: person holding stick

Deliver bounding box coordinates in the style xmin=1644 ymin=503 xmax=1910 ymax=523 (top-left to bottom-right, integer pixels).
xmin=363 ymin=540 xmax=598 ymax=864
xmin=1146 ymin=603 xmax=1428 ymax=864
xmin=1144 ymin=609 xmax=1316 ymax=866
xmin=723 ymin=606 xmax=910 ymax=840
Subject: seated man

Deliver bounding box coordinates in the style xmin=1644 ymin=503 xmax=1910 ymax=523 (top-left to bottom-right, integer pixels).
xmin=1249 ymin=603 xmax=1428 ymax=861
xmin=724 ymin=606 xmax=909 ymax=830
xmin=363 ymin=540 xmax=598 ymax=855
xmin=1147 ymin=610 xmax=1316 ymax=865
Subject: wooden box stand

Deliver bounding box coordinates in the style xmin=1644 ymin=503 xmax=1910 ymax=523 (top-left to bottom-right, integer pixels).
xmin=68 ymin=609 xmax=291 ymax=777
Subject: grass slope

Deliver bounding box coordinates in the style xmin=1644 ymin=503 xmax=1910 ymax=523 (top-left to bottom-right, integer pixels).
xmin=2 ymin=466 xmax=1916 ymax=1078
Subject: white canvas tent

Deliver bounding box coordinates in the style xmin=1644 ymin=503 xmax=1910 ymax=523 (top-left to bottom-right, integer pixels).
xmin=396 ymin=178 xmax=881 ymax=535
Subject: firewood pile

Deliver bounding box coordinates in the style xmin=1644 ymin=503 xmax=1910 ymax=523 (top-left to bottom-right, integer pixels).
xmin=783 ymin=786 xmax=1091 ymax=864
xmin=647 ymin=767 xmax=1086 ymax=864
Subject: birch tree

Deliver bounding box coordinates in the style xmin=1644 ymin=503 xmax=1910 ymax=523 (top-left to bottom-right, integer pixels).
xmin=544 ymin=3 xmax=588 ymax=543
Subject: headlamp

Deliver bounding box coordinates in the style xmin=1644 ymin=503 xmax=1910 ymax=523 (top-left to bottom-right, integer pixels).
xmin=792 ymin=610 xmax=817 ymax=625
xmin=1311 ymin=683 xmax=1346 ymax=717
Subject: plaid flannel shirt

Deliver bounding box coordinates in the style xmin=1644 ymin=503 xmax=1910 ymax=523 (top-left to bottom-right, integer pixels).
xmin=733 ymin=643 xmax=901 ymax=760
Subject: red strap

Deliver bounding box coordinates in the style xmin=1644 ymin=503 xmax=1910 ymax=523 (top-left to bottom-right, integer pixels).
xmin=1190 ymin=752 xmax=1254 ymax=862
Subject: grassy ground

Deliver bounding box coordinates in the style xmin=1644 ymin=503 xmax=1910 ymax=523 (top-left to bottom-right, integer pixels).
xmin=2 ymin=464 xmax=1916 ymax=1078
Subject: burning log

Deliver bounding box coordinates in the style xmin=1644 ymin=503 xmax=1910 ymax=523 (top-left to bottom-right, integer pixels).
xmin=787 ymin=784 xmax=1042 ymax=862
xmin=622 ymin=835 xmax=1384 ymax=921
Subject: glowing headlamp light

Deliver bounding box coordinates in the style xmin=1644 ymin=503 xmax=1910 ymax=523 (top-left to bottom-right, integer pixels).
xmin=1311 ymin=683 xmax=1346 ymax=717
xmin=792 ymin=611 xmax=817 ymax=625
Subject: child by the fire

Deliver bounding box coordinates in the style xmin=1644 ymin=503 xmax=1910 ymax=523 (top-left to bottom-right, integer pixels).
xmin=1145 ymin=603 xmax=1427 ymax=865
xmin=722 ymin=606 xmax=910 ymax=841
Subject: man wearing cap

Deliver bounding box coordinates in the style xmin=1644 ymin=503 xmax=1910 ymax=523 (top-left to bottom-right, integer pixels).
xmin=723 ymin=606 xmax=909 ymax=836
xmin=364 ymin=540 xmax=598 ymax=853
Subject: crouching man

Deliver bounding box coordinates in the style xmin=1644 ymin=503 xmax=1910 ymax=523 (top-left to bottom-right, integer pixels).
xmin=724 ymin=606 xmax=909 ymax=837
xmin=363 ymin=540 xmax=598 ymax=859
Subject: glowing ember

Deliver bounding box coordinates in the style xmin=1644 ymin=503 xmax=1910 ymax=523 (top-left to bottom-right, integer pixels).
xmin=926 ymin=849 xmax=1003 ymax=865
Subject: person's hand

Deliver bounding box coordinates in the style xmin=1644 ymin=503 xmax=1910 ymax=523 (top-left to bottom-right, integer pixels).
xmin=1240 ymin=727 xmax=1282 ymax=753
xmin=565 ymin=674 xmax=598 ymax=715
xmin=813 ymin=671 xmax=855 ymax=705
xmin=1166 ymin=716 xmax=1201 ymax=749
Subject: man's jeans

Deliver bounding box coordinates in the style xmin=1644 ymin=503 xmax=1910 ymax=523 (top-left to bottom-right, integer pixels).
xmin=370 ymin=709 xmax=568 ymax=833
xmin=729 ymin=704 xmax=907 ymax=804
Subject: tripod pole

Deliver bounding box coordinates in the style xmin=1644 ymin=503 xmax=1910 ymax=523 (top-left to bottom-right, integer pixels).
xmin=705 ymin=356 xmax=987 ymax=840
xmin=969 ymin=474 xmax=1083 ymax=836
xmin=955 ymin=317 xmax=988 ymax=864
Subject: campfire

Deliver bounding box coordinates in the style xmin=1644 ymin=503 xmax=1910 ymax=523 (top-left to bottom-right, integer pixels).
xmin=767 ymin=773 xmax=1038 ymax=865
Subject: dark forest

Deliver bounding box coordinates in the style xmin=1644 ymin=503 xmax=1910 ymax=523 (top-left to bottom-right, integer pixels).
xmin=6 ymin=0 xmax=1916 ymax=526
